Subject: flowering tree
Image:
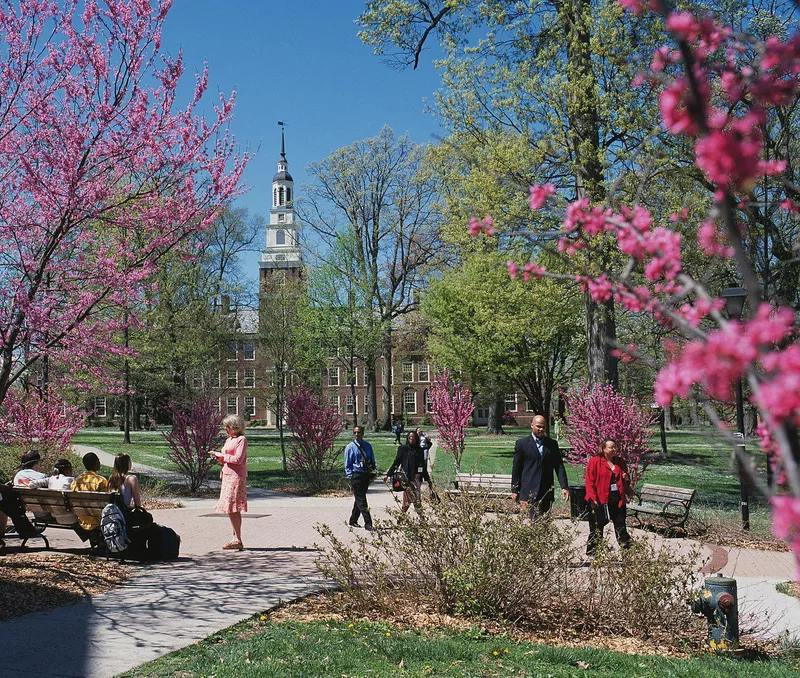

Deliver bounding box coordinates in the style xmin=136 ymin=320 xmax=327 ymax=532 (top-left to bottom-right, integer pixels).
xmin=561 ymin=383 xmax=654 ymax=489
xmin=286 ymin=386 xmax=345 ymax=490
xmin=163 ymin=397 xmax=223 ymax=493
xmin=429 ymin=369 xmax=474 ymax=472
xmin=0 ymin=0 xmax=246 ymax=408
xmin=467 ymin=3 xmax=800 ymax=578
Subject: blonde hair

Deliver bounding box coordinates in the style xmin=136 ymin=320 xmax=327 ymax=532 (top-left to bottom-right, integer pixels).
xmin=222 ymin=414 xmax=245 ymax=435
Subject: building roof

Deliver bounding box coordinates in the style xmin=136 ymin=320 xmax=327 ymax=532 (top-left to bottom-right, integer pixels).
xmin=272 ymin=169 xmax=293 ymax=182
xmin=230 ymin=308 xmax=259 ymax=335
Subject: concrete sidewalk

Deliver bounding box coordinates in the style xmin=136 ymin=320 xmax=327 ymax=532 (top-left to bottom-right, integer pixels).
xmin=0 ymin=448 xmax=798 ymax=677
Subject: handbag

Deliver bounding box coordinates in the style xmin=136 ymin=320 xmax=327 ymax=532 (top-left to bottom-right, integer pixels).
xmin=391 ymin=470 xmax=408 ymax=493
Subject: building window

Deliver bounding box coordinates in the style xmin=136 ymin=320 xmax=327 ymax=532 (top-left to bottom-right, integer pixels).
xmin=213 ymin=371 xmax=221 ymax=389
xmin=505 ymin=393 xmax=518 ymax=412
xmin=277 ymin=212 xmax=285 ymax=223
xmin=227 ymin=370 xmax=238 ymax=388
xmin=346 ymin=394 xmax=354 ymax=414
xmin=226 ymin=397 xmax=238 ymax=415
xmin=526 ymin=400 xmax=535 ymax=413
xmin=243 ymin=343 xmax=255 ymax=360
xmin=424 ymin=389 xmax=431 ymax=412
xmin=328 ymin=367 xmax=339 ymax=387
xmin=244 ymin=396 xmax=255 ymax=418
xmin=267 ymin=370 xmax=276 ymax=389
xmin=93 ymin=397 xmax=107 ymax=418
xmin=286 ymin=187 xmax=292 ymax=203
xmin=404 ymin=391 xmax=417 ymax=414
xmin=418 ymin=363 xmax=429 ymax=382
xmin=244 ymin=369 xmax=255 ymax=388
xmin=402 ymin=362 xmax=413 ymax=383
xmin=276 ymin=229 xmax=285 ymax=245
xmin=329 ymin=393 xmax=340 ymax=413
xmin=273 ymin=188 xmax=278 ymax=207
xmin=391 ymin=394 xmax=396 ymax=414
xmin=226 ymin=341 xmax=237 ymax=361
xmin=278 ymin=186 xmax=285 ymax=205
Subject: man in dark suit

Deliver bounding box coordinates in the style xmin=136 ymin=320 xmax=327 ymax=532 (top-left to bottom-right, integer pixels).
xmin=512 ymin=415 xmax=569 ymax=517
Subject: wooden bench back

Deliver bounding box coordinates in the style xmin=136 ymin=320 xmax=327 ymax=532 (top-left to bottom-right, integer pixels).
xmin=639 ymin=484 xmax=696 ymax=504
xmin=16 ymin=488 xmax=117 ymax=526
xmin=455 ymin=473 xmax=513 ymax=490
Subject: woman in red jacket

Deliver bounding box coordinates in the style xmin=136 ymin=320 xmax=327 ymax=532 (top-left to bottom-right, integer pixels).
xmin=584 ymin=439 xmax=633 ymax=557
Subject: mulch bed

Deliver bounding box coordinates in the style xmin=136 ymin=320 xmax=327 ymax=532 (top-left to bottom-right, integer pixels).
xmin=0 ymin=551 xmax=129 ymax=621
xmin=268 ymin=591 xmax=780 ymax=660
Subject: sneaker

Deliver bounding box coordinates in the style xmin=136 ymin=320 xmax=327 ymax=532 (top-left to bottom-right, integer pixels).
xmin=364 ymin=525 xmax=374 ymax=532
xmin=348 ymin=521 xmax=360 ymax=528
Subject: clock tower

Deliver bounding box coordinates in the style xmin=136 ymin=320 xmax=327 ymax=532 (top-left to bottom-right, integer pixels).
xmin=259 ymin=126 xmax=302 ymax=288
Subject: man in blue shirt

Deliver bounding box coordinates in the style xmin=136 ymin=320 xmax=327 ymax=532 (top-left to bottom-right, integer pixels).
xmin=345 ymin=426 xmax=377 ymax=530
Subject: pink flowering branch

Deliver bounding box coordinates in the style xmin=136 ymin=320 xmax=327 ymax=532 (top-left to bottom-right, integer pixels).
xmin=428 ymin=369 xmax=474 ymax=473
xmin=0 ymin=0 xmax=247 ymax=407
xmin=561 ymin=383 xmax=655 ymax=489
xmin=163 ymin=397 xmax=224 ymax=493
xmin=286 ymin=385 xmax=346 ymax=490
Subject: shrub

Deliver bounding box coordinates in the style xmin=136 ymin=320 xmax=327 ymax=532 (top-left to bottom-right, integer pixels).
xmin=163 ymin=397 xmax=223 ymax=493
xmin=429 ymin=369 xmax=474 ymax=472
xmin=561 ymin=383 xmax=655 ymax=489
xmin=316 ymin=494 xmax=702 ymax=642
xmin=286 ymin=386 xmax=345 ymax=491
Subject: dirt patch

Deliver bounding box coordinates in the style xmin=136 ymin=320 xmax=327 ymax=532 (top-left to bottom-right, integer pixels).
xmin=142 ymin=499 xmax=183 ymax=510
xmin=0 ymin=552 xmax=129 ymax=621
xmin=777 ymin=581 xmax=800 ymax=599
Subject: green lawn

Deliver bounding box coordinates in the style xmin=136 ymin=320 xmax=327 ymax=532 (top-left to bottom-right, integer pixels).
xmin=118 ymin=617 xmax=798 ymax=678
xmin=73 ymin=428 xmax=401 ymax=491
xmin=73 ymin=425 xmax=766 ymax=506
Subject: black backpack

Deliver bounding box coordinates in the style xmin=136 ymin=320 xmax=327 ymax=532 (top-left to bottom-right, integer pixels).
xmin=147 ymin=525 xmax=181 ymax=561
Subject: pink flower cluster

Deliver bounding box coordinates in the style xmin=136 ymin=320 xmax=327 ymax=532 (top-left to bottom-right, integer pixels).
xmin=469 ymin=216 xmax=495 ymax=238
xmin=529 ymin=183 xmax=556 ymax=210
xmin=428 ymin=369 xmax=474 ymax=472
xmin=772 ymin=496 xmax=800 ymax=581
xmin=508 ymin=261 xmax=546 ymax=282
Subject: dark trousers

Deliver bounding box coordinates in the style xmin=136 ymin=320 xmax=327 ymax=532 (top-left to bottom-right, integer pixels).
xmin=349 ymin=473 xmax=373 ymax=528
xmin=527 ymin=487 xmax=555 ymax=519
xmin=586 ymin=500 xmax=632 ymax=555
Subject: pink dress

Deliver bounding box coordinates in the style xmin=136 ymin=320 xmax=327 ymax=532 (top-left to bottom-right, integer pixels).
xmin=214 ymin=435 xmax=248 ymax=514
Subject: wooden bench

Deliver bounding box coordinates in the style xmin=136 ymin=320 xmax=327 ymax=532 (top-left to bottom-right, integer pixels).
xmin=628 ymin=483 xmax=696 ymax=529
xmin=5 ymin=487 xmax=123 ymax=549
xmin=446 ymin=473 xmax=514 ymax=499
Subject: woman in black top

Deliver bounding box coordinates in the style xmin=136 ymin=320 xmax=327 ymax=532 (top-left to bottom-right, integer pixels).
xmin=386 ymin=430 xmax=432 ymax=513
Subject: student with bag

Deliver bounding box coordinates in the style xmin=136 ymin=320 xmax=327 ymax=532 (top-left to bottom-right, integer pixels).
xmin=386 ymin=430 xmax=432 ymax=514
xmin=345 ymin=426 xmax=377 ymax=531
xmin=584 ymin=439 xmax=634 ymax=557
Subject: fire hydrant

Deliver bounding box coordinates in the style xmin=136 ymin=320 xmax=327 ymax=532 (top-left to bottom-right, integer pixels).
xmin=689 ymin=576 xmax=739 ymax=650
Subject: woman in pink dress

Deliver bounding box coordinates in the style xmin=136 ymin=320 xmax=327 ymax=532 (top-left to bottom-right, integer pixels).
xmin=209 ymin=414 xmax=248 ymax=550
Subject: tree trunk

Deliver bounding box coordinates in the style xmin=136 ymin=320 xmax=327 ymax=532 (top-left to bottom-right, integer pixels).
xmin=123 ymin=321 xmax=131 ymax=444
xmin=586 ymin=294 xmax=619 ymax=389
xmin=659 ymin=409 xmax=669 ymax=458
xmin=486 ymin=395 xmax=505 ymax=434
xmin=380 ymin=329 xmax=392 ymax=431
xmin=664 ymin=404 xmax=675 ymax=431
xmin=688 ymin=401 xmax=699 ymax=426
xmin=365 ymin=360 xmax=377 ymax=431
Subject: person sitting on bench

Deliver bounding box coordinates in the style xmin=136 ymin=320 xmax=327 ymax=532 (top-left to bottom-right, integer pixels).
xmin=13 ymin=450 xmax=47 ymax=487
xmin=69 ymin=452 xmax=108 ymax=535
xmin=26 ymin=458 xmax=74 ymax=490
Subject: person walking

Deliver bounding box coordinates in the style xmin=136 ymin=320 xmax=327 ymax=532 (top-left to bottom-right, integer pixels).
xmin=511 ymin=415 xmax=569 ymax=517
xmin=345 ymin=426 xmax=376 ymax=530
xmin=209 ymin=414 xmax=248 ymax=550
xmin=584 ymin=439 xmax=633 ymax=557
xmin=386 ymin=430 xmax=431 ymax=513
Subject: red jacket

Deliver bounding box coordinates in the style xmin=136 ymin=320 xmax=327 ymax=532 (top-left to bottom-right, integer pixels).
xmin=584 ymin=455 xmax=632 ymax=508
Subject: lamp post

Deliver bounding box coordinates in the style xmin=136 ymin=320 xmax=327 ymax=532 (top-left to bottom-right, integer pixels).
xmin=722 ymin=286 xmax=749 ymax=530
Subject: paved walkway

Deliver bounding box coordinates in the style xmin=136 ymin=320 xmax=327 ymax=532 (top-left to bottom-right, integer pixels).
xmin=0 ymin=443 xmax=797 ymax=677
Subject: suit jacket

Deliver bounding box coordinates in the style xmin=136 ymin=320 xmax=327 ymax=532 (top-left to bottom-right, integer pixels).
xmin=511 ymin=435 xmax=569 ymax=503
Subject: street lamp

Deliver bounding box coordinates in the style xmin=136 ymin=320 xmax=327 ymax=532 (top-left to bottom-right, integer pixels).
xmin=722 ymin=286 xmax=749 ymax=530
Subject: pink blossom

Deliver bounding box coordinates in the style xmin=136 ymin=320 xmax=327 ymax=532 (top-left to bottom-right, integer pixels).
xmin=523 ymin=262 xmax=546 ymax=282
xmin=507 ymin=260 xmax=519 ymax=279
xmin=697 ymin=221 xmax=734 ymax=257
xmin=586 ymin=275 xmax=614 ymax=302
xmin=781 ymin=199 xmax=800 ymax=213
xmin=529 ymin=183 xmax=556 ymax=210
xmin=469 ymin=215 xmax=495 ymax=238
xmin=771 ymin=496 xmax=800 ymax=580
xmin=429 ymin=369 xmax=474 ymax=472
xmin=617 ymin=0 xmax=645 ymax=15
xmin=660 ymin=77 xmax=702 ymax=136
xmin=667 ymin=12 xmax=701 ymax=42
xmin=695 ymin=130 xmax=762 ymax=190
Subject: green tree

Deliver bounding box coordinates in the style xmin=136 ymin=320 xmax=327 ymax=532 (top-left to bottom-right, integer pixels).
xmin=422 ymin=253 xmax=583 ymax=431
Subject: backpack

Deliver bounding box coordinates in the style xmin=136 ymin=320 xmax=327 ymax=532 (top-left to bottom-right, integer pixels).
xmin=100 ymin=503 xmax=130 ymax=553
xmin=147 ymin=525 xmax=181 ymax=561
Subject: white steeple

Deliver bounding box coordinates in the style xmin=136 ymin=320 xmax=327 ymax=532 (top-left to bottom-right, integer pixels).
xmin=260 ymin=124 xmax=301 ymax=276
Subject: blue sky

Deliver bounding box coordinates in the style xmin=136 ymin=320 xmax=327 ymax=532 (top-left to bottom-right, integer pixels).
xmin=161 ymin=1 xmax=445 ymax=290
